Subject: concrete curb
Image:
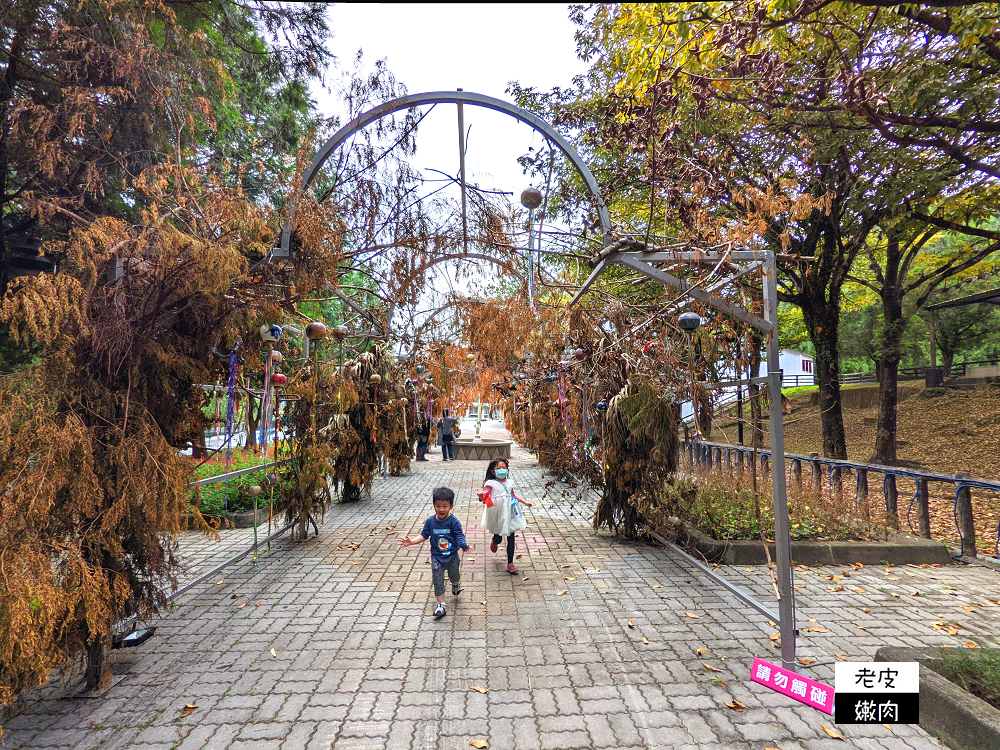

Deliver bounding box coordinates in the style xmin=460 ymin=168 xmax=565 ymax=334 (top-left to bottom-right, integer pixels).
xmin=875 ymin=646 xmax=1000 ymax=750
xmin=690 ymin=532 xmax=952 ymax=566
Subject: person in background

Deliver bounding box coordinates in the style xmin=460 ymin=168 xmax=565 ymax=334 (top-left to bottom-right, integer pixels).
xmin=416 ymin=413 xmax=431 ymax=461
xmin=437 ymin=408 xmax=458 ymax=461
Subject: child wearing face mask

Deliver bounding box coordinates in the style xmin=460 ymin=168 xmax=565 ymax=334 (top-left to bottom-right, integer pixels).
xmin=477 ymin=458 xmax=531 ymax=574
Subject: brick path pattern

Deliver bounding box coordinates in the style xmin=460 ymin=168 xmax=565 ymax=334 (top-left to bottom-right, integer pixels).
xmin=5 ymin=422 xmax=1000 ymax=750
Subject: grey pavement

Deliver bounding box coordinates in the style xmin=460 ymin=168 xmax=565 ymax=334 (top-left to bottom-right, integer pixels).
xmin=4 ymin=420 xmax=1000 ymax=749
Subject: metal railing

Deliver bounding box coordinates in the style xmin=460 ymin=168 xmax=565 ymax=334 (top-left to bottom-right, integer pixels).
xmin=681 ymin=439 xmax=1000 ymax=559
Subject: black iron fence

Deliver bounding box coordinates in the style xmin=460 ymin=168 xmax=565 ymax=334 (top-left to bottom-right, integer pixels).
xmin=681 ymin=439 xmax=1000 ymax=560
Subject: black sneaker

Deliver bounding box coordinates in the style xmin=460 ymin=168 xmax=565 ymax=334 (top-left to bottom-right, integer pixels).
xmin=433 ymin=602 xmax=446 ymax=619
xmin=452 ymin=584 xmax=462 ymax=597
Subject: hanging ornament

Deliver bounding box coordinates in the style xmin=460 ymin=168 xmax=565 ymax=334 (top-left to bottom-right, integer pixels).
xmin=306 ymin=321 xmax=328 ymax=341
xmin=369 ymin=374 xmax=382 ymax=385
xmin=596 ymin=401 xmax=608 ymax=412
xmin=416 ymin=364 xmax=424 ymax=373
xmin=270 ymin=372 xmax=287 ymax=386
xmin=259 ymin=324 xmax=282 ymax=342
xmin=270 ymin=350 xmax=284 ymax=363
xmin=331 ymin=324 xmax=348 ymax=340
xmin=248 ymin=485 xmax=262 ymax=498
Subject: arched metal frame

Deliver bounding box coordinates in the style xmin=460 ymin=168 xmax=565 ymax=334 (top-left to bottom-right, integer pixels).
xmin=277 ymin=90 xmax=612 ymax=257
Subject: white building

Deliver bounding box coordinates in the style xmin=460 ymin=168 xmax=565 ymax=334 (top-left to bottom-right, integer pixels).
xmin=680 ymin=349 xmax=814 ymax=423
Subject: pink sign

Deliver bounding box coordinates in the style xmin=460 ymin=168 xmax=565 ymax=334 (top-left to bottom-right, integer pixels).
xmin=751 ymin=658 xmax=834 ymax=715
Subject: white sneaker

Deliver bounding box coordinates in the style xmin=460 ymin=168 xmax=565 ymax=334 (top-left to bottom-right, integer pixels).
xmin=433 ymin=602 xmax=446 ymax=619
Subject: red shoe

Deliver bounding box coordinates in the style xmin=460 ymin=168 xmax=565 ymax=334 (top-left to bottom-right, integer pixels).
xmin=490 ymin=540 xmax=498 ymax=553
xmin=507 ymin=563 xmax=518 ymax=574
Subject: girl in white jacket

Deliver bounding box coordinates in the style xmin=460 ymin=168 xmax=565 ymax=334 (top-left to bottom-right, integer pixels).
xmin=477 ymin=458 xmax=531 ymax=573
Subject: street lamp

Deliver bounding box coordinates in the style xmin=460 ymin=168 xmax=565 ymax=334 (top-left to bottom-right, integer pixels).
xmin=679 ymin=312 xmax=702 ymax=441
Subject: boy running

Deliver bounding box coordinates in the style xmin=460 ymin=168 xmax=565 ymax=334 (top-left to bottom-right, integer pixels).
xmin=398 ymin=487 xmax=471 ymax=618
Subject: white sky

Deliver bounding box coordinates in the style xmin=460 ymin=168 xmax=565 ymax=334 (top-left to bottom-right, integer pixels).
xmin=309 ymin=4 xmax=588 ymax=335
xmin=313 ymin=3 xmax=587 ymax=217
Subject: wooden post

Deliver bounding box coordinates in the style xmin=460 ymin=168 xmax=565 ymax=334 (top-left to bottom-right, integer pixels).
xmin=791 ymin=459 xmax=802 ymax=487
xmin=956 ymin=471 xmax=976 ymax=557
xmin=885 ymin=474 xmax=898 ymax=528
xmin=916 ymin=478 xmax=931 ymax=539
xmin=810 ymin=452 xmax=821 ymax=495
xmin=761 ymin=454 xmax=770 ymax=478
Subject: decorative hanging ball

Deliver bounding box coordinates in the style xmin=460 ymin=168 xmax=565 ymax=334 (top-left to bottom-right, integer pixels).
xmin=331 ymin=324 xmax=348 ymax=340
xmin=306 ymin=321 xmax=328 ymax=341
xmin=369 ymin=374 xmax=382 ymax=385
xmin=330 ymin=447 xmax=340 ymax=460
xmin=549 ymin=400 xmax=559 ymax=408
xmin=259 ymin=323 xmax=282 ymax=342
xmin=546 ymin=373 xmax=558 ymax=382
xmin=416 ymin=365 xmax=425 ymax=373
xmin=424 ymin=374 xmax=433 ymax=382
xmin=518 ymin=373 xmax=526 ymax=380
xmin=467 ymin=353 xmax=476 ymax=361
xmin=405 ymin=379 xmax=414 ymax=389
xmin=270 ymin=350 xmax=284 ymax=363
xmin=270 ymin=372 xmax=287 ymax=386
xmin=520 ymin=187 xmax=543 ymax=209
xmin=596 ymin=401 xmax=609 ymax=412
xmin=248 ymin=485 xmax=262 ymax=498
xmin=574 ymin=348 xmax=586 ymax=360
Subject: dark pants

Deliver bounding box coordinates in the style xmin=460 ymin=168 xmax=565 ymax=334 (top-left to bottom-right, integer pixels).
xmin=493 ymin=533 xmax=516 ymax=564
xmin=417 ymin=437 xmax=428 ymax=459
xmin=442 ymin=441 xmax=454 ymax=460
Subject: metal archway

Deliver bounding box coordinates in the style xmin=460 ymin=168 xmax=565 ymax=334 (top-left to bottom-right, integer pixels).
xmin=277 ymin=90 xmax=611 ymax=257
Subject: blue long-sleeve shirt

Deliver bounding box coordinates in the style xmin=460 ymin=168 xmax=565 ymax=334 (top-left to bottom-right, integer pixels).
xmin=420 ymin=514 xmax=468 ymax=562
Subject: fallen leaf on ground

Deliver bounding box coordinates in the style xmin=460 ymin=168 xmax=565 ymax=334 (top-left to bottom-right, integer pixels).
xmin=516 ymin=555 xmax=522 ymax=559
xmin=862 ymin=607 xmax=871 ymax=613
xmin=269 ymin=648 xmax=277 ymax=657
xmin=852 ymin=563 xmax=864 ymax=570
xmin=178 ymin=704 xmax=198 ymax=718
xmin=890 ymin=593 xmax=900 ymax=598
xmin=960 ymin=606 xmax=974 ymax=612
xmin=480 ymin=601 xmax=487 ymax=605
xmin=556 ymin=590 xmax=567 ymax=596
xmin=469 ymin=741 xmax=488 ymax=749
xmin=643 ymin=636 xmax=650 ymax=644
xmin=835 ymin=652 xmax=847 ymax=661
xmin=214 ymin=578 xmax=224 ymax=585
xmin=522 ymin=577 xmax=529 ymax=582
xmin=559 ymin=564 xmax=571 ymax=568
xmin=237 ymin=602 xmax=247 ymax=610
xmin=828 ymin=585 xmax=845 ymax=592
xmin=230 ymin=594 xmax=241 ymax=599
xmin=853 ymin=588 xmax=866 ymax=594
xmin=725 ymin=699 xmax=747 ymax=712
xmin=769 ymin=632 xmax=780 ymax=641
xmin=685 ymin=612 xmax=699 ymax=618
xmin=966 ymin=641 xmax=978 ymax=648
xmin=701 ymin=662 xmax=722 ymax=672
xmin=856 ymin=626 xmax=867 ymax=630
xmin=652 ymin=584 xmax=663 ymax=589
xmin=805 ymin=626 xmax=828 ymax=633
xmin=821 ymin=725 xmax=844 ymax=740
xmin=797 ymin=658 xmax=816 ymax=665
xmin=471 ymin=686 xmax=488 ymax=693
xmin=564 ymin=577 xmax=576 ymax=581
xmin=697 ymin=647 xmax=709 ymax=655
xmin=627 ymin=619 xmax=634 ymax=628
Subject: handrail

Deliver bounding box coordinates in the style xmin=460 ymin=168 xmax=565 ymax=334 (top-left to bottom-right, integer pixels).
xmin=682 ymin=439 xmax=1000 ymax=559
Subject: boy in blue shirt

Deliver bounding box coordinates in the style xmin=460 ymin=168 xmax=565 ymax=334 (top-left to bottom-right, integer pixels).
xmin=398 ymin=487 xmax=472 ymax=618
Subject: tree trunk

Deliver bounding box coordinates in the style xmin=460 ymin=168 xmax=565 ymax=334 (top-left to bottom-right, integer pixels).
xmin=802 ymin=302 xmax=848 ymax=459
xmin=244 ymin=384 xmax=259 ymax=450
xmin=873 ymin=292 xmax=905 ymax=466
xmin=85 ymin=634 xmax=108 ymax=691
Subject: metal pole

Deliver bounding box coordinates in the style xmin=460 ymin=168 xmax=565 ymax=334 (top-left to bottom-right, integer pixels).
xmin=687 ymin=333 xmax=701 ymax=441
xmin=736 ymin=338 xmax=744 ymax=446
xmin=763 ymin=252 xmax=797 ymax=670
xmin=457 ymin=89 xmax=469 ymax=256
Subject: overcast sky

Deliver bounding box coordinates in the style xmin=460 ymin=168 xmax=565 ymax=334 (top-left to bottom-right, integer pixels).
xmin=313 ymin=3 xmax=588 ymax=206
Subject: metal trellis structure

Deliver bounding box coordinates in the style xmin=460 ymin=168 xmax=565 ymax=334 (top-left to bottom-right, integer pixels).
xmin=571 ymin=247 xmax=799 ymax=670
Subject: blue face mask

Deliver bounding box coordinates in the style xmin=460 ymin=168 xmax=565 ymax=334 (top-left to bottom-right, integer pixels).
xmin=494 ymin=469 xmax=508 ymax=480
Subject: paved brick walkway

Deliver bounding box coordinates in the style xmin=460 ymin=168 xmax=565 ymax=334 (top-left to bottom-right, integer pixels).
xmin=5 ymin=420 xmax=1000 ymax=749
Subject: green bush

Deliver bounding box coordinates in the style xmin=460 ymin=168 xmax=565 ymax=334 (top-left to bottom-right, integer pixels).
xmin=189 ymin=449 xmax=294 ymax=516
